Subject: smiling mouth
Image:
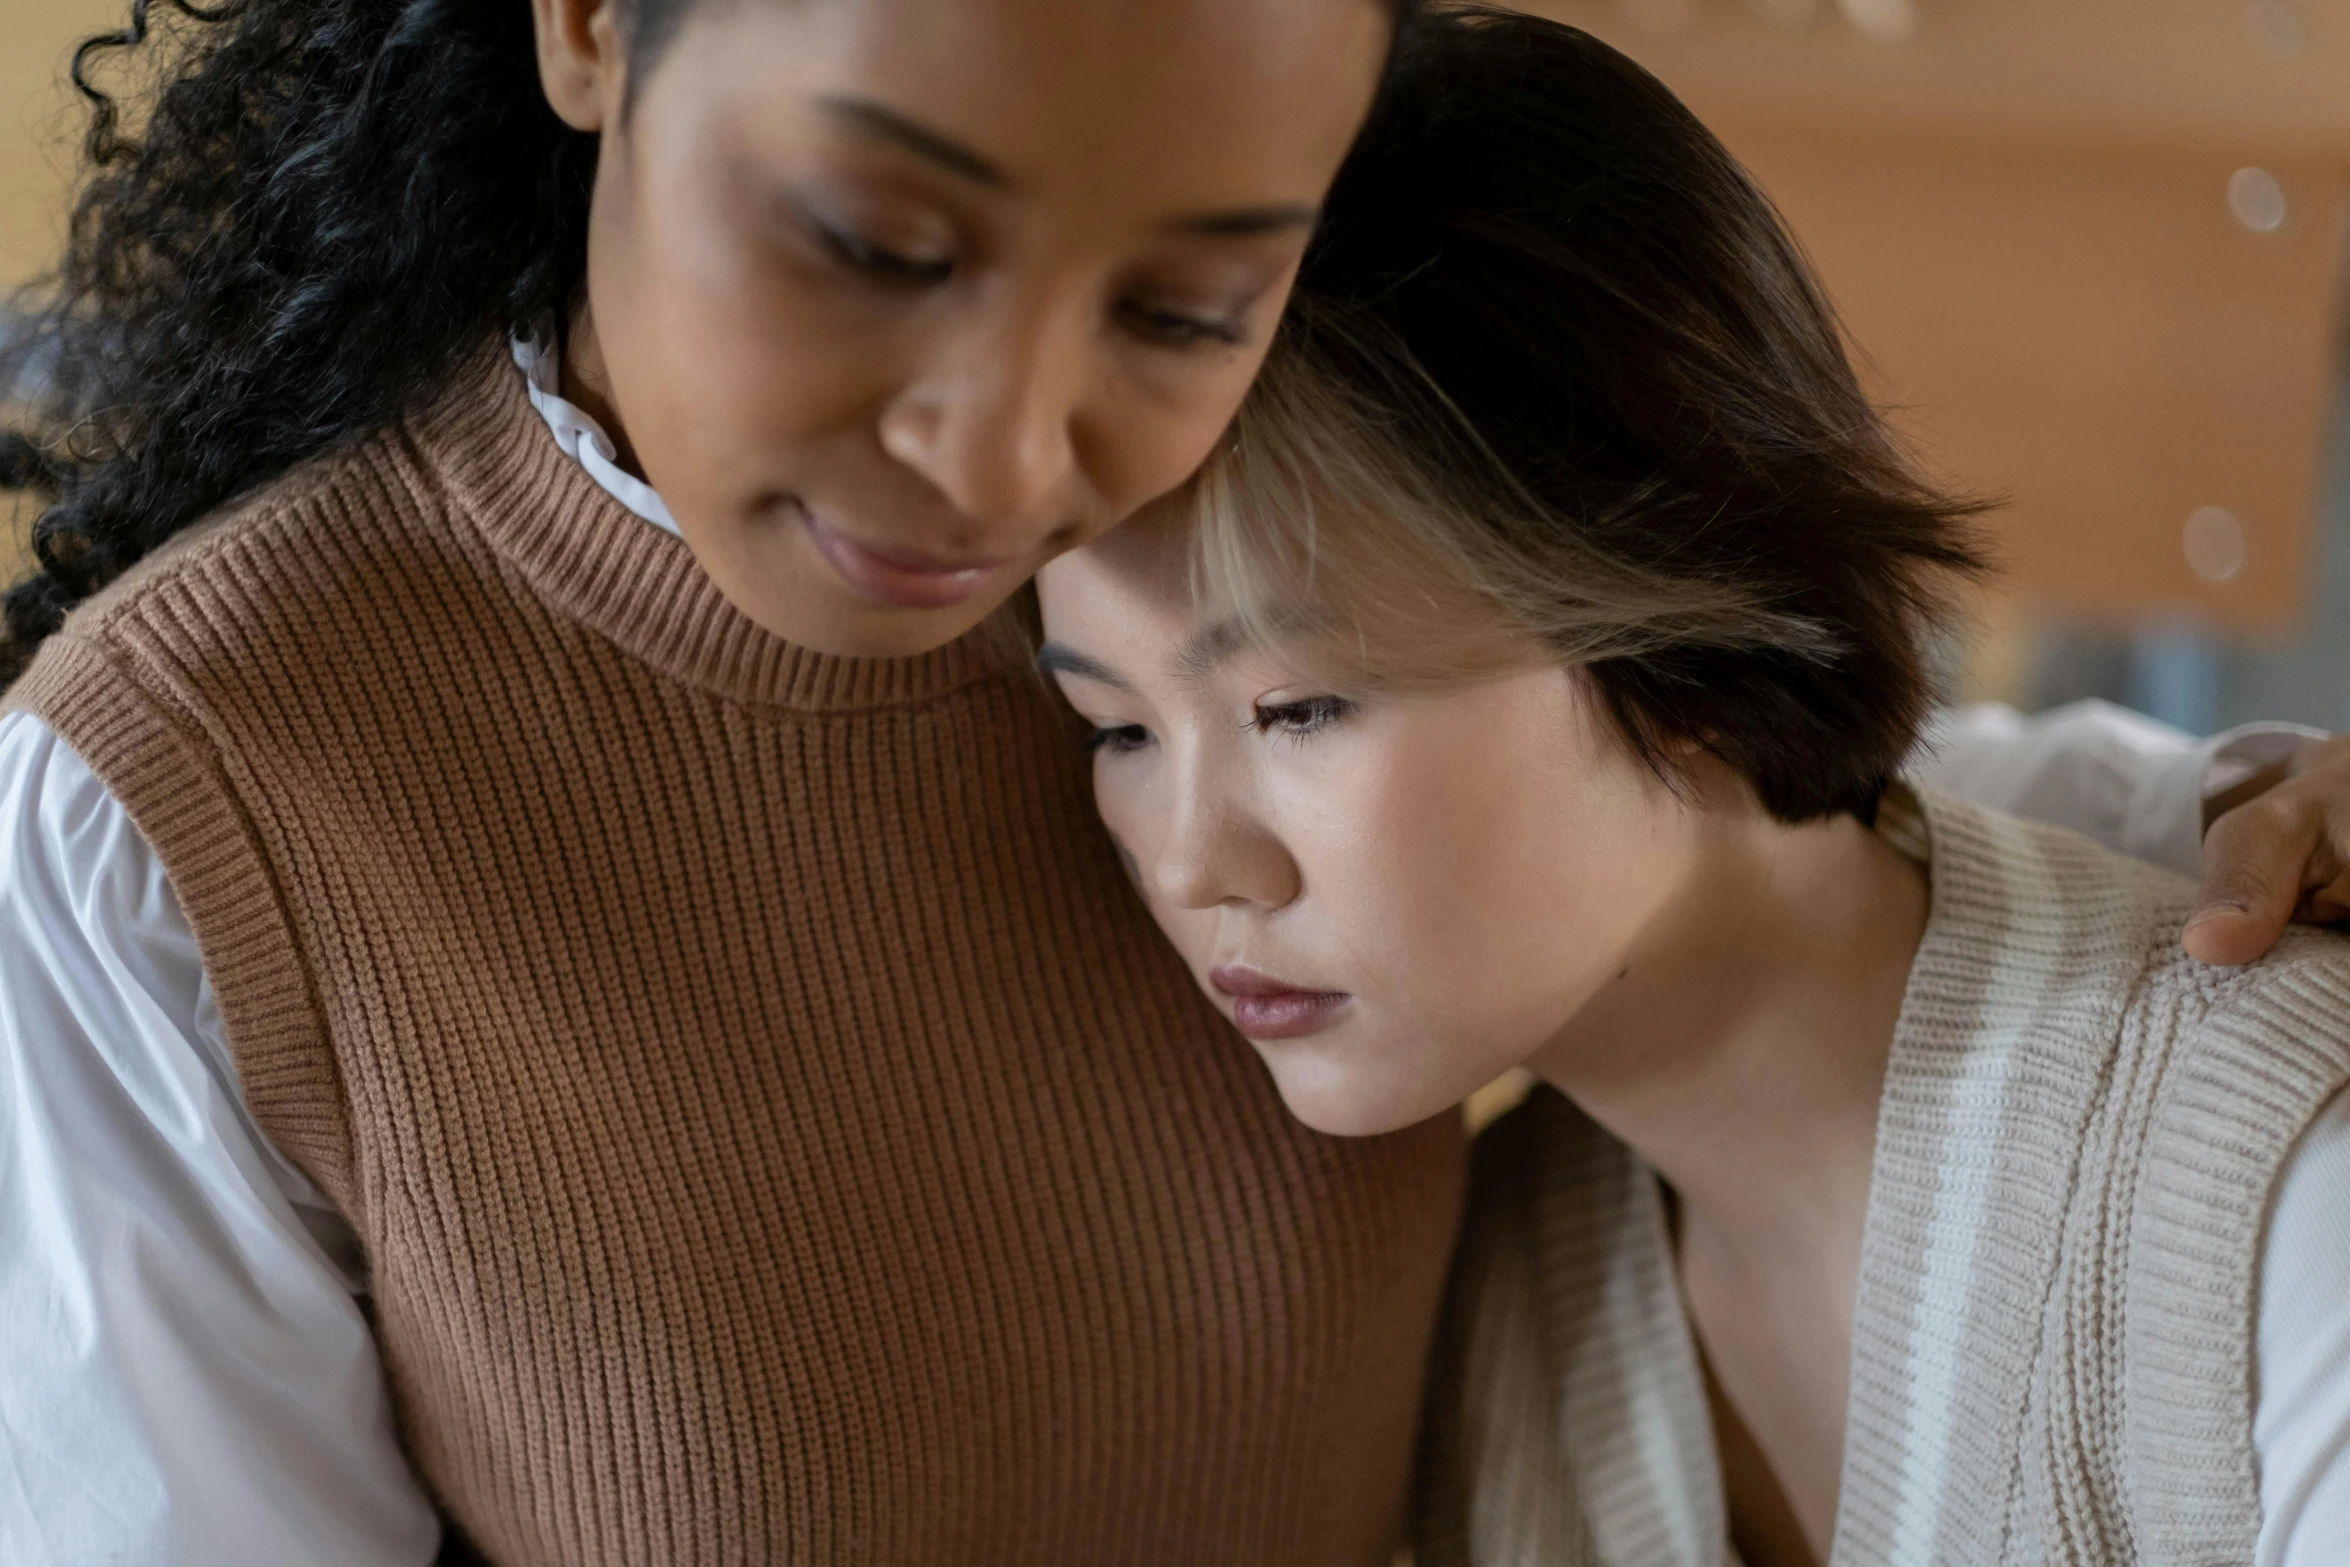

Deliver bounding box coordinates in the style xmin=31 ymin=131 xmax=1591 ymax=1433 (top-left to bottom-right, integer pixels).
xmin=1209 ymin=964 xmax=1354 ymax=1042
xmin=797 ymin=501 xmax=1009 ymax=611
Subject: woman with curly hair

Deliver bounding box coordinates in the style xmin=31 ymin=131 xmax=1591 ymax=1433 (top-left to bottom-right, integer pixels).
xmin=0 ymin=2 xmax=2344 ymax=1563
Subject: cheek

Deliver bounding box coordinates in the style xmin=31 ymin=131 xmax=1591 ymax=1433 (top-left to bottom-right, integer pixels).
xmin=1287 ymin=709 xmax=1653 ymax=1047
xmin=1090 ymin=761 xmax=1154 ymax=873
xmin=602 ymin=144 xmax=892 ymax=503
xmin=1073 ymin=327 xmax=1285 ymax=535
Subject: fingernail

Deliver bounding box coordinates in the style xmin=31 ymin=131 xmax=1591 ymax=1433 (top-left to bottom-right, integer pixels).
xmin=2187 ymin=902 xmax=2247 ymax=928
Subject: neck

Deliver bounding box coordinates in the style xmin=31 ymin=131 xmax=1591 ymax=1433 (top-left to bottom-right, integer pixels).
xmin=1527 ymin=802 xmax=1928 ymax=1272
xmin=560 ymin=298 xmax=645 ymax=480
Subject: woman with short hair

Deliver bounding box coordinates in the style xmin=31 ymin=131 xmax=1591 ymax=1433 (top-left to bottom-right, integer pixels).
xmin=1033 ymin=11 xmax=2350 ymax=1563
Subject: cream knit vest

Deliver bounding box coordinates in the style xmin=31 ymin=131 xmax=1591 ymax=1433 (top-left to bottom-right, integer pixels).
xmin=5 ymin=344 xmax=1466 ymax=1565
xmin=1415 ymin=788 xmax=2350 ymax=1567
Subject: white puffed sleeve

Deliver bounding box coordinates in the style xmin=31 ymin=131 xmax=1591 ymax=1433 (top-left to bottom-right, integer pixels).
xmin=0 ymin=710 xmax=438 ymax=1565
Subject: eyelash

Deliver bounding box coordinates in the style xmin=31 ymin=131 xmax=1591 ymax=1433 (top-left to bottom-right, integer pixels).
xmin=1116 ymin=300 xmax=1248 ymax=349
xmin=1251 ymin=694 xmax=1354 ymax=743
xmin=812 ymin=218 xmax=955 ymax=286
xmin=1085 ymin=723 xmax=1152 ymax=756
xmin=1082 ymin=695 xmax=1352 ymax=756
xmin=810 ymin=216 xmax=1245 ymax=349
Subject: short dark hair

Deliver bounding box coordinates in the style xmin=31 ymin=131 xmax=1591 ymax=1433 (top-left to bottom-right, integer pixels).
xmin=1209 ymin=4 xmax=1990 ymax=823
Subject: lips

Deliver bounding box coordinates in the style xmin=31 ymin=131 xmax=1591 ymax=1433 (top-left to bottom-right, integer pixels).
xmin=1209 ymin=963 xmax=1353 ymax=1042
xmin=798 ymin=501 xmax=1009 ymax=612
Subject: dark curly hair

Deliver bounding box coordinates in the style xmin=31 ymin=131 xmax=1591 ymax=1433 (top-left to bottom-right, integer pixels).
xmin=0 ymin=0 xmax=1420 ymax=687
xmin=0 ymin=0 xmax=609 ymax=685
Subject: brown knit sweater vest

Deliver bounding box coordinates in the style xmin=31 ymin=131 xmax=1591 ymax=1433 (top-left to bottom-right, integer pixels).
xmin=5 ymin=345 xmax=1466 ymax=1565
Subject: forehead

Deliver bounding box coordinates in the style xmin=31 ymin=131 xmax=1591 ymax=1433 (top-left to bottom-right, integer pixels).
xmin=680 ymin=0 xmax=1388 ymax=212
xmin=1041 ymin=493 xmax=1551 ymax=695
xmin=1037 ymin=509 xmax=1203 ymax=652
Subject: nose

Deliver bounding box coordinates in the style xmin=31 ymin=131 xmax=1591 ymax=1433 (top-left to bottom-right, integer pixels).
xmin=1151 ymin=759 xmax=1301 ymax=914
xmin=877 ymin=296 xmax=1088 ymax=540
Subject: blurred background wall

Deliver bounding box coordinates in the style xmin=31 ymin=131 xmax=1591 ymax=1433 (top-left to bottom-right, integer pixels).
xmin=1 ymin=0 xmax=118 ymax=565
xmin=4 ymin=0 xmax=2347 ymax=731
xmin=1528 ymin=0 xmax=2350 ymax=732
xmin=0 ymin=0 xmax=114 ymax=285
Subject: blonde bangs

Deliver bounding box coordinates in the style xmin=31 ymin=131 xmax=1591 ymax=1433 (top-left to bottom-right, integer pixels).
xmin=1185 ymin=339 xmax=1835 ymax=691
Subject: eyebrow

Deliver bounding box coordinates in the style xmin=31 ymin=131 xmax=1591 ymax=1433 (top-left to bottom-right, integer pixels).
xmin=820 ymin=95 xmax=1007 ymax=188
xmin=1172 ymin=616 xmax=1250 ymax=681
xmin=1176 ymin=605 xmax=1338 ymax=682
xmin=1165 ymin=204 xmax=1321 ymax=239
xmin=1034 ymin=642 xmax=1136 ymax=693
xmin=819 ymin=96 xmax=1318 ymax=240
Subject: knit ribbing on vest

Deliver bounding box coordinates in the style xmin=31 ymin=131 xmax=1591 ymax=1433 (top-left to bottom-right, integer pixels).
xmin=5 ymin=342 xmax=1467 ymax=1566
xmin=1413 ymin=789 xmax=2350 ymax=1567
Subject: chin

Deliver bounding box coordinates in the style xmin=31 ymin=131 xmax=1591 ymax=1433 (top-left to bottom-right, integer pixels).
xmin=682 ymin=510 xmax=1025 ymax=661
xmin=1263 ymin=1056 xmax=1457 ymax=1140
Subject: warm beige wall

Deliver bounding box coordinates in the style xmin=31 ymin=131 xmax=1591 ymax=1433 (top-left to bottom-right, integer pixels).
xmin=0 ymin=0 xmax=122 ymax=287
xmin=3 ymin=0 xmax=122 ymax=569
xmin=1726 ymin=123 xmax=2344 ymax=637
xmin=1534 ymin=0 xmax=2350 ymax=156
xmin=1534 ymin=0 xmax=2350 ymax=642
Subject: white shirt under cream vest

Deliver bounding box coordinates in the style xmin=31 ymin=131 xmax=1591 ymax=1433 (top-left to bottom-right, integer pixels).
xmin=0 ymin=336 xmax=2342 ymax=1565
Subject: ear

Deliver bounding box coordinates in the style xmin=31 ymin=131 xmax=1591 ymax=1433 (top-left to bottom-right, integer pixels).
xmin=531 ymin=0 xmax=629 ymax=134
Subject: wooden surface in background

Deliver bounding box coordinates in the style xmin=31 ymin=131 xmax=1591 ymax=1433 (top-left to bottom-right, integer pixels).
xmin=1536 ymin=0 xmax=2350 ymax=154
xmin=1728 ymin=122 xmax=2344 ymax=633
xmin=1536 ymin=0 xmax=2350 ymax=635
xmin=3 ymin=0 xmax=132 ymax=580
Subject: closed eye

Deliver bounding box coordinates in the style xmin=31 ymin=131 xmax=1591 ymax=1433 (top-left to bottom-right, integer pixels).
xmin=811 ymin=217 xmax=955 ymax=287
xmin=1085 ymin=723 xmax=1154 ymax=756
xmin=1117 ymin=298 xmax=1247 ymax=349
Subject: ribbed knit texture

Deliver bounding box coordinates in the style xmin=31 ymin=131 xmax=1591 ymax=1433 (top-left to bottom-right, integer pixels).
xmin=1413 ymin=788 xmax=2350 ymax=1567
xmin=4 ymin=343 xmax=1466 ymax=1566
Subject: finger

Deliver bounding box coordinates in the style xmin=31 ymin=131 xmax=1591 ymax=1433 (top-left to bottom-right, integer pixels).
xmin=2182 ymin=904 xmax=2290 ymax=967
xmin=2297 ymin=876 xmax=2350 ymax=926
xmin=2185 ymin=799 xmax=2318 ymax=966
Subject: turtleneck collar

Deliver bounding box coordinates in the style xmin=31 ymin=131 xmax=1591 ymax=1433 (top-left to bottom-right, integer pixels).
xmin=410 ymin=336 xmax=1007 ymax=714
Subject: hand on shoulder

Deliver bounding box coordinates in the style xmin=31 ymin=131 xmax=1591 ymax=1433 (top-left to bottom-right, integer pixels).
xmin=2188 ymin=734 xmax=2350 ymax=966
